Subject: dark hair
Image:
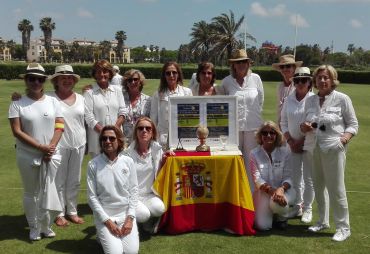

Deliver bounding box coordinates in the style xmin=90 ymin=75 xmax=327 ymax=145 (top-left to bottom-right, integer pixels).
xmin=122 ymin=69 xmax=145 ymax=92
xmin=91 ymin=59 xmax=114 ymax=81
xmin=99 ymin=125 xmax=125 ymax=154
xmin=158 ymin=61 xmax=184 ymax=93
xmin=133 ymin=117 xmax=158 ymax=146
xmin=196 ymin=62 xmax=216 ymax=85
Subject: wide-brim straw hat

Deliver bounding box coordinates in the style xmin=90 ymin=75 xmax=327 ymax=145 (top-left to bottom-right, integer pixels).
xmin=49 ymin=65 xmax=80 ymax=81
xmin=272 ymin=54 xmax=303 ymax=71
xmin=228 ymin=49 xmax=251 ymax=63
xmin=292 ymin=67 xmax=312 ymax=80
xmin=20 ymin=63 xmax=48 ymax=78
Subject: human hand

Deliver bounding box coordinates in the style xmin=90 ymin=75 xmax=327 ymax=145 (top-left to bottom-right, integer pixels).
xmin=120 ymin=216 xmax=133 ymax=236
xmin=82 ymin=84 xmax=93 ymax=93
xmin=11 ymin=92 xmax=22 ymax=101
xmin=288 ymin=138 xmax=304 ymax=153
xmin=105 ymin=219 xmax=122 ymax=237
xmin=272 ymin=187 xmax=287 ymax=207
xmin=300 ymin=122 xmax=314 ymax=133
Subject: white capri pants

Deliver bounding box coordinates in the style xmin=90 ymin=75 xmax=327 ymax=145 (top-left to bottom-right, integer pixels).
xmin=135 ymin=194 xmax=165 ymax=223
xmin=239 ymin=130 xmax=258 ymax=192
xmin=253 ymin=188 xmax=296 ymax=231
xmin=56 ymin=145 xmax=85 ymax=216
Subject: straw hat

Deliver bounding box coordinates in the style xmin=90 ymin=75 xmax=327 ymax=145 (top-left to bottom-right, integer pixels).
xmin=292 ymin=67 xmax=312 ymax=80
xmin=49 ymin=65 xmax=80 ymax=81
xmin=20 ymin=63 xmax=47 ymax=78
xmin=272 ymin=54 xmax=303 ymax=71
xmin=228 ymin=49 xmax=251 ymax=63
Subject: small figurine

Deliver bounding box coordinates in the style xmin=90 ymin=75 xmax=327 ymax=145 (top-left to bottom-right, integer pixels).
xmin=196 ymin=126 xmax=210 ymax=152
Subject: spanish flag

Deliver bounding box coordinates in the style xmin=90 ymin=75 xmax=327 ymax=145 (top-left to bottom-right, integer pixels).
xmin=153 ymin=155 xmax=255 ymax=235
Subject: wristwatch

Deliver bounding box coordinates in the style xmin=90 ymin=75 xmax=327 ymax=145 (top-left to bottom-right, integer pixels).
xmin=127 ymin=215 xmax=135 ymax=220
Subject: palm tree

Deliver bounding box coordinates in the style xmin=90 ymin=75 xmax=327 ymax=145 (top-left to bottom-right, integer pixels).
xmin=211 ymin=10 xmax=245 ymax=60
xmin=39 ymin=17 xmax=55 ymax=62
xmin=17 ymin=19 xmax=33 ymax=61
xmin=115 ymin=30 xmax=127 ymax=63
xmin=347 ymin=44 xmax=355 ymax=56
xmin=0 ymin=39 xmax=5 ymax=60
xmin=189 ymin=20 xmax=214 ymax=61
xmin=6 ymin=40 xmax=17 ymax=59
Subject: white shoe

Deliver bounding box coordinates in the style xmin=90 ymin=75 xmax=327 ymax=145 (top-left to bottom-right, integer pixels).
xmin=29 ymin=228 xmax=41 ymax=241
xmin=301 ymin=210 xmax=312 ymax=223
xmin=332 ymin=228 xmax=351 ymax=242
xmin=287 ymin=206 xmax=302 ymax=218
xmin=308 ymin=223 xmax=330 ymax=232
xmin=41 ymin=228 xmax=56 ymax=238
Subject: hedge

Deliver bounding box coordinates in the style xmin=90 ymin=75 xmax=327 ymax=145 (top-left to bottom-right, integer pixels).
xmin=1 ymin=63 xmax=369 ymax=84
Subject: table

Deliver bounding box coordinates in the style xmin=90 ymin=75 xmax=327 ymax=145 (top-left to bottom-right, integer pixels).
xmin=152 ymin=153 xmax=255 ymax=235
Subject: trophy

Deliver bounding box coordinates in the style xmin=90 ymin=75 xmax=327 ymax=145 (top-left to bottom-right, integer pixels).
xmin=195 ymin=126 xmax=210 ymax=152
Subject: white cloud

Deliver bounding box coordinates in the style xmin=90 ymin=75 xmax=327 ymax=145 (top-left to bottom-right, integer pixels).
xmin=251 ymin=2 xmax=268 ymax=17
xmin=289 ymin=14 xmax=309 ymax=28
xmin=251 ymin=2 xmax=288 ymax=17
xmin=270 ymin=4 xmax=288 ymax=17
xmin=77 ymin=8 xmax=93 ymax=18
xmin=350 ymin=19 xmax=363 ymax=28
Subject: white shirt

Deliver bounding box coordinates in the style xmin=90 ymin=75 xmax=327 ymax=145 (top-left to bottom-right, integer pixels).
xmin=110 ymin=73 xmax=123 ymax=86
xmin=250 ymin=145 xmax=292 ymax=190
xmin=190 ymin=82 xmax=219 ymax=96
xmin=150 ymin=85 xmax=192 ymax=136
xmin=49 ymin=91 xmax=86 ymax=149
xmin=87 ymin=153 xmax=138 ymax=223
xmin=277 ymin=81 xmax=295 ymax=123
xmin=8 ymin=95 xmax=63 ymax=154
xmin=219 ymin=73 xmax=264 ymax=131
xmin=84 ymin=83 xmax=128 ymax=154
xmin=303 ymin=90 xmax=359 ymax=152
xmin=280 ymin=90 xmax=314 ymax=140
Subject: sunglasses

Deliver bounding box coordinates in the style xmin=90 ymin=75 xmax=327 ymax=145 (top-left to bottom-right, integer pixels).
xmin=165 ymin=71 xmax=178 ymax=76
xmin=201 ymin=71 xmax=213 ymax=76
xmin=311 ymin=122 xmax=326 ymax=131
xmin=261 ymin=131 xmax=277 ymax=136
xmin=101 ymin=136 xmax=117 ymax=142
xmin=280 ymin=64 xmax=294 ymax=70
xmin=127 ymin=77 xmax=139 ymax=83
xmin=137 ymin=126 xmax=152 ymax=132
xmin=27 ymin=76 xmax=46 ymax=83
xmin=294 ymin=77 xmax=310 ymax=84
xmin=234 ymin=60 xmax=249 ymax=64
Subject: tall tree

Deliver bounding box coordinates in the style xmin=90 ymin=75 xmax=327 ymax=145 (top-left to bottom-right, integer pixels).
xmin=99 ymin=40 xmax=112 ymax=60
xmin=347 ymin=44 xmax=355 ymax=56
xmin=211 ymin=10 xmax=245 ymax=60
xmin=115 ymin=30 xmax=127 ymax=63
xmin=39 ymin=17 xmax=55 ymax=62
xmin=189 ymin=20 xmax=214 ymax=61
xmin=6 ymin=40 xmax=17 ymax=59
xmin=17 ymin=19 xmax=33 ymax=61
xmin=0 ymin=39 xmax=5 ymax=60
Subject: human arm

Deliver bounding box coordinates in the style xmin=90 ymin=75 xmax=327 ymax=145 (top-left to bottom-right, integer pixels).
xmin=341 ymin=95 xmax=359 ymax=144
xmin=83 ymin=89 xmax=102 ymax=133
xmin=150 ymin=92 xmax=159 ymax=127
xmin=42 ymin=117 xmax=64 ymax=161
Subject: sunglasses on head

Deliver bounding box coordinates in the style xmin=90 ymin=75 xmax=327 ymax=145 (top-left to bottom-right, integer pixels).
xmin=165 ymin=71 xmax=178 ymax=76
xmin=137 ymin=126 xmax=152 ymax=132
xmin=101 ymin=136 xmax=117 ymax=142
xmin=127 ymin=77 xmax=139 ymax=83
xmin=294 ymin=77 xmax=310 ymax=84
xmin=261 ymin=130 xmax=277 ymax=136
xmin=280 ymin=64 xmax=294 ymax=70
xmin=311 ymin=122 xmax=326 ymax=131
xmin=27 ymin=76 xmax=46 ymax=83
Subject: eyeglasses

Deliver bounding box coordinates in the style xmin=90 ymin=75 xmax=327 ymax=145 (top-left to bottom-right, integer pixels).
xmin=311 ymin=122 xmax=326 ymax=131
xmin=27 ymin=76 xmax=46 ymax=83
xmin=234 ymin=60 xmax=249 ymax=64
xmin=127 ymin=77 xmax=139 ymax=83
xmin=261 ymin=131 xmax=277 ymax=136
xmin=137 ymin=126 xmax=152 ymax=132
xmin=294 ymin=77 xmax=310 ymax=84
xmin=101 ymin=136 xmax=117 ymax=142
xmin=165 ymin=71 xmax=178 ymax=76
xmin=280 ymin=64 xmax=294 ymax=70
xmin=201 ymin=71 xmax=213 ymax=76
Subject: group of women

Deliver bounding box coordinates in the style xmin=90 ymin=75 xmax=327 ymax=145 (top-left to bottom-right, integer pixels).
xmin=8 ymin=52 xmax=358 ymax=254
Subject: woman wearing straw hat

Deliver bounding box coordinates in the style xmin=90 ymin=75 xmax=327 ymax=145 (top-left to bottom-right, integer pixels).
xmin=280 ymin=67 xmax=315 ymax=223
xmin=272 ymin=54 xmax=303 ymax=125
xmin=49 ymin=65 xmax=86 ymax=227
xmin=9 ymin=63 xmax=64 ymax=240
xmin=219 ymin=49 xmax=264 ymax=191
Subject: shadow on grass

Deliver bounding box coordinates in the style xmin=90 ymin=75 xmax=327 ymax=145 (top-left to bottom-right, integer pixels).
xmin=254 ymin=223 xmax=333 ymax=238
xmin=76 ymin=203 xmax=93 ymax=217
xmin=0 ymin=214 xmax=31 ymax=243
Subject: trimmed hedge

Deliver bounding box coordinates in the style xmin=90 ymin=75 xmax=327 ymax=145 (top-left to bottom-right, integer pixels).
xmin=1 ymin=63 xmax=369 ymax=84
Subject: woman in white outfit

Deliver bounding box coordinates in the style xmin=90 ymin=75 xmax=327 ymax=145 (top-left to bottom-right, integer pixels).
xmin=49 ymin=65 xmax=86 ymax=227
xmin=300 ymin=65 xmax=358 ymax=242
xmin=219 ymin=49 xmax=264 ymax=191
xmin=122 ymin=69 xmax=151 ymax=145
xmin=84 ymin=59 xmax=127 ymax=158
xmin=280 ymin=67 xmax=315 ymax=223
xmin=125 ymin=117 xmax=165 ymax=232
xmin=249 ymin=121 xmax=295 ymax=231
xmin=190 ymin=62 xmax=218 ymax=96
xmin=9 ymin=63 xmax=64 ymax=240
xmin=150 ymin=61 xmax=192 ymax=139
xmin=87 ymin=125 xmax=139 ymax=254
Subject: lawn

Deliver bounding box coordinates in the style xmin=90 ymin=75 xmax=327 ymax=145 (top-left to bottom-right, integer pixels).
xmin=0 ymin=78 xmax=369 ymax=253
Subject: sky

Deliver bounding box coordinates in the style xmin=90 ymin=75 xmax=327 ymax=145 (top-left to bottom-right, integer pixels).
xmin=0 ymin=0 xmax=369 ymax=53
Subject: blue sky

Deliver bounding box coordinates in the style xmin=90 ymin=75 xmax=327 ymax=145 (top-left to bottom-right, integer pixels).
xmin=1 ymin=0 xmax=369 ymax=53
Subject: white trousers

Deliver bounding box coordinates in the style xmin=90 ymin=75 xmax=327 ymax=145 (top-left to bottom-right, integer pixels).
xmin=56 ymin=145 xmax=85 ymax=216
xmin=135 ymin=194 xmax=165 ymax=223
xmin=288 ymin=151 xmax=315 ymax=211
xmin=312 ymin=144 xmax=349 ymax=230
xmin=253 ymin=188 xmax=296 ymax=231
xmin=96 ymin=216 xmax=139 ymax=254
xmin=239 ymin=130 xmax=258 ymax=192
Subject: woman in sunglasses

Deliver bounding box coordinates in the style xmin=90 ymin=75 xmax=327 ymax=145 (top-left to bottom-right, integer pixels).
xmin=249 ymin=121 xmax=295 ymax=231
xmin=300 ymin=65 xmax=358 ymax=242
xmin=190 ymin=62 xmax=218 ymax=96
xmin=125 ymin=117 xmax=166 ymax=233
xmin=280 ymin=67 xmax=315 ymax=223
xmin=9 ymin=63 xmax=64 ymax=240
xmin=87 ymin=125 xmax=139 ymax=254
xmin=150 ymin=61 xmax=192 ymax=139
xmin=122 ymin=69 xmax=151 ymax=146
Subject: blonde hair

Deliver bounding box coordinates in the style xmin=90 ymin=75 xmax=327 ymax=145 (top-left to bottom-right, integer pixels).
xmin=122 ymin=69 xmax=145 ymax=92
xmin=255 ymin=121 xmax=283 ymax=147
xmin=312 ymin=64 xmax=340 ymax=89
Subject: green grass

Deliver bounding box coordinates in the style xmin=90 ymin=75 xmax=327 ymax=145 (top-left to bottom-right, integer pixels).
xmin=0 ymin=79 xmax=369 ymax=253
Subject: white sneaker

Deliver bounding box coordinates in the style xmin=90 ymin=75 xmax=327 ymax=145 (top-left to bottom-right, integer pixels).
xmin=301 ymin=210 xmax=313 ymax=223
xmin=29 ymin=228 xmax=41 ymax=241
xmin=41 ymin=228 xmax=56 ymax=238
xmin=308 ymin=223 xmax=330 ymax=232
xmin=332 ymin=228 xmax=351 ymax=242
